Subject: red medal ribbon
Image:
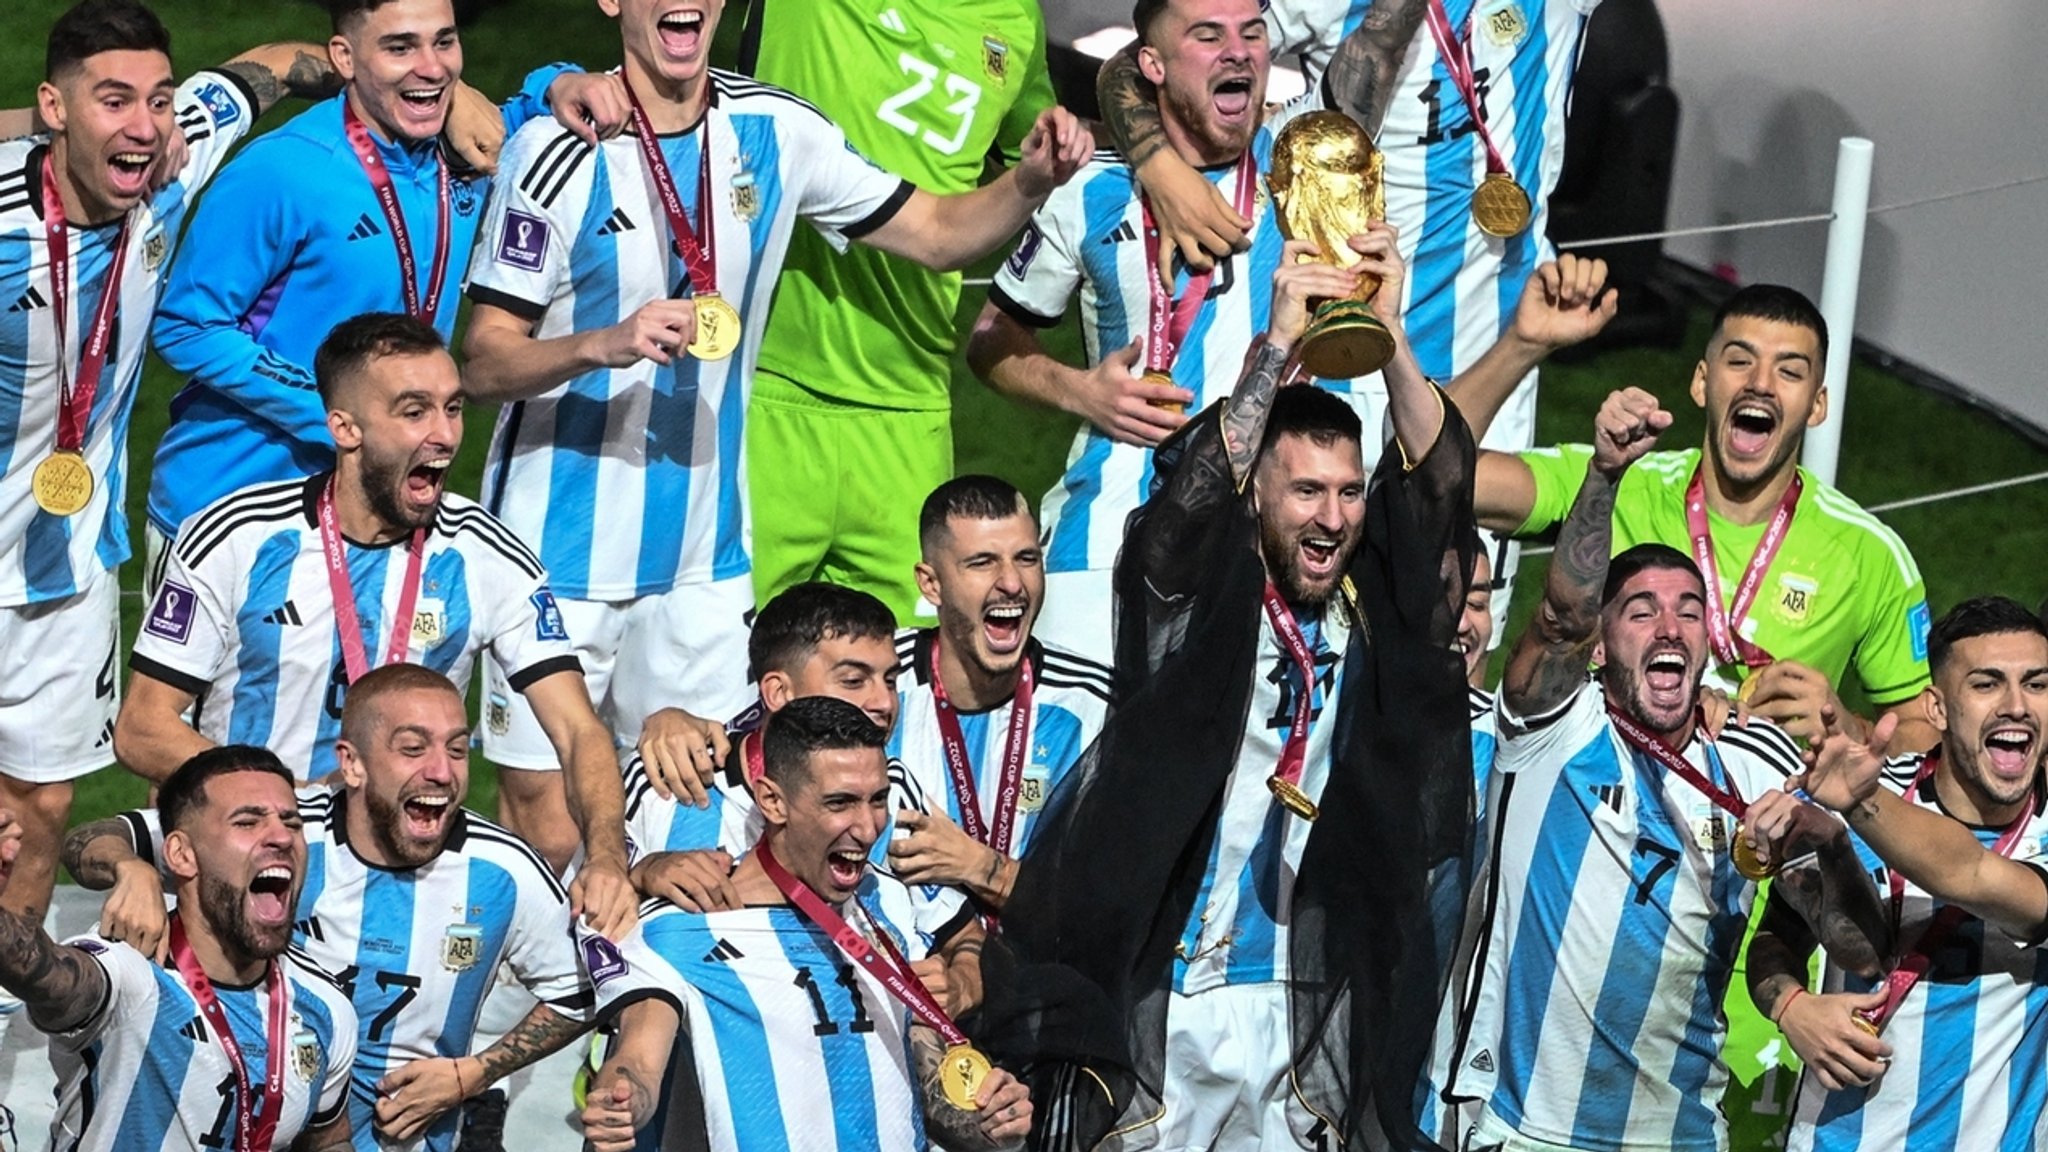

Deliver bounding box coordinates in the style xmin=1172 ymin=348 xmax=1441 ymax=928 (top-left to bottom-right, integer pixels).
xmin=1423 ymin=0 xmax=1512 ymax=179
xmin=1606 ymin=700 xmax=1748 ymax=820
xmin=1261 ymin=583 xmax=1324 ymax=797
xmin=40 ymin=153 xmax=129 ymax=454
xmin=1861 ymin=747 xmax=2036 ymax=1031
xmin=168 ymin=916 xmax=288 ymax=1152
xmin=741 ymin=728 xmax=765 ymax=786
xmin=1684 ymin=465 xmax=1802 ymax=671
xmin=317 ymin=475 xmax=427 ymax=684
xmin=623 ymin=80 xmax=717 ymax=299
xmin=756 ymin=840 xmax=970 ymax=1046
xmin=1140 ymin=153 xmax=1257 ymax=378
xmin=928 ymin=637 xmax=1036 ymax=858
xmin=342 ymin=101 xmax=451 ymax=324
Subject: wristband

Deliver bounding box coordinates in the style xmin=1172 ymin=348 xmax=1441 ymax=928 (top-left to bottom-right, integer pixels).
xmin=1770 ymin=985 xmax=1807 ymax=1027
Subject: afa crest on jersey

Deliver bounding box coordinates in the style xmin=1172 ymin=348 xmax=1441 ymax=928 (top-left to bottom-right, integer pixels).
xmin=1775 ymin=573 xmax=1816 ymax=625
xmin=143 ymin=228 xmax=169 ymax=273
xmin=442 ymin=923 xmax=484 ymax=972
xmin=412 ymin=600 xmax=445 ymax=648
xmin=732 ymin=172 xmax=759 ymax=223
xmin=1479 ymin=0 xmax=1528 ymax=48
xmin=1020 ymin=763 xmax=1049 ymax=813
xmin=292 ymin=1022 xmax=321 ymax=1083
xmin=983 ymin=36 xmax=1010 ymax=82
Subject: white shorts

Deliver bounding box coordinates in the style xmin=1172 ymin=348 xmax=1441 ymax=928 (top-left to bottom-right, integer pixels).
xmin=0 ymin=568 xmax=120 ymax=782
xmin=480 ymin=572 xmax=755 ymax=771
xmin=1034 ymin=569 xmax=1115 ymax=668
xmin=1106 ymin=982 xmax=1327 ymax=1152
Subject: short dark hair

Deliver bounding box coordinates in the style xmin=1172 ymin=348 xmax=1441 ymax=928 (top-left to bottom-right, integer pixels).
xmin=47 ymin=0 xmax=171 ymax=81
xmin=314 ymin=312 xmax=446 ymax=408
xmin=1132 ymin=0 xmax=1172 ymax=45
xmin=159 ymin=745 xmax=297 ymax=834
xmin=341 ymin=663 xmax=464 ymax=749
xmin=761 ymin=696 xmax=888 ymax=790
xmin=328 ymin=0 xmax=421 ymax=34
xmin=1259 ymin=385 xmax=1363 ymax=456
xmin=1931 ymin=597 xmax=2048 ymax=676
xmin=1711 ymin=284 xmax=1829 ymax=367
xmin=1600 ymin=543 xmax=1703 ymax=608
xmin=747 ymin=582 xmax=898 ymax=684
xmin=919 ymin=474 xmax=1033 ymax=551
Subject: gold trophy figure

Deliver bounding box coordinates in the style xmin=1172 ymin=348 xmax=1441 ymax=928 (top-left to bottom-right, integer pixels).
xmin=1268 ymin=111 xmax=1396 ymax=380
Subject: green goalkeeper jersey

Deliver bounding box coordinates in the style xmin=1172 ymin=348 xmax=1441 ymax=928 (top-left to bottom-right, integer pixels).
xmin=743 ymin=0 xmax=1056 ymax=409
xmin=1519 ymin=444 xmax=1934 ymax=706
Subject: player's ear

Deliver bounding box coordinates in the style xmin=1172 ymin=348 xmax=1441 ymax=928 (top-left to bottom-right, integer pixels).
xmin=1137 ymin=45 xmax=1167 ymax=88
xmin=1805 ymin=384 xmax=1829 ymax=429
xmin=35 ymin=81 xmax=65 ymax=135
xmin=162 ymin=828 xmax=200 ymax=884
xmin=914 ymin=561 xmax=941 ymax=609
xmin=328 ymin=407 xmax=363 ymax=451
xmin=334 ymin=740 xmax=368 ymax=790
xmin=753 ymin=774 xmax=788 ymax=826
xmin=327 ymin=34 xmax=356 ymax=84
xmin=595 ymin=0 xmax=623 ymax=18
xmin=760 ymin=671 xmax=794 ymax=712
xmin=1922 ymin=683 xmax=1947 ymax=736
xmin=1689 ymin=359 xmax=1707 ymax=410
xmin=1590 ymin=638 xmax=1607 ymax=670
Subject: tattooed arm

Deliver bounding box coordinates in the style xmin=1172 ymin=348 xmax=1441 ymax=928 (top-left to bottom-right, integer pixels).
xmin=1744 ymin=790 xmax=1894 ymax=979
xmin=1319 ymin=0 xmax=1429 ymax=135
xmin=0 ymin=902 xmax=108 ymax=1034
xmin=1098 ymin=45 xmax=1245 ymax=276
xmin=1501 ymin=388 xmax=1671 ymax=718
xmin=913 ymin=1024 xmax=1034 ymax=1150
xmin=580 ymin=999 xmax=676 ymax=1152
xmin=61 ymin=814 xmax=172 ymax=962
xmin=217 ymin=43 xmax=344 ymax=117
xmin=373 ymin=1005 xmax=589 ymax=1142
xmin=1748 ymin=888 xmax=1895 ymax=1090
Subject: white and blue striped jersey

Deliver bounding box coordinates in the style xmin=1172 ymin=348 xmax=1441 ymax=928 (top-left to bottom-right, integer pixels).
xmin=622 ymin=742 xmax=969 ymax=957
xmin=1172 ymin=601 xmax=1349 ymax=995
xmin=886 ymin=629 xmax=1112 ymax=857
xmin=582 ymin=877 xmax=968 ymax=1152
xmin=991 ymin=94 xmax=1386 ymax=576
xmin=122 ymin=788 xmax=594 ymax=1152
xmin=45 ymin=936 xmax=356 ymax=1152
xmin=1455 ymin=682 xmax=1802 ymax=1152
xmin=1789 ymin=755 xmax=2048 ymax=1152
xmin=1265 ymin=0 xmax=1599 ymax=383
xmin=128 ymin=475 xmax=581 ymax=781
xmin=466 ymin=70 xmax=911 ymax=601
xmin=0 ymin=70 xmax=254 ymax=605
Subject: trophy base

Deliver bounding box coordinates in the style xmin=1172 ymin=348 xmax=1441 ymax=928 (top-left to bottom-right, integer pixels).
xmin=1299 ymin=301 xmax=1395 ymax=380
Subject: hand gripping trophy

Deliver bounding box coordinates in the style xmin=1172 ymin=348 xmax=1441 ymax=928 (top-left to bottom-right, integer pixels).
xmin=1268 ymin=110 xmax=1395 ymax=380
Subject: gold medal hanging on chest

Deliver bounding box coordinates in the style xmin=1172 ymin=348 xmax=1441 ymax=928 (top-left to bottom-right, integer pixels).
xmin=690 ymin=294 xmax=740 ymax=360
xmin=31 ymin=449 xmax=93 ymax=516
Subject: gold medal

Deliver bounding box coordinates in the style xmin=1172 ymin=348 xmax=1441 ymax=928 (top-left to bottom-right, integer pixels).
xmin=688 ymin=293 xmax=740 ymax=361
xmin=1268 ymin=775 xmax=1320 ymax=821
xmin=1852 ymin=1011 xmax=1882 ymax=1037
xmin=1141 ymin=370 xmax=1185 ymax=413
xmin=1730 ymin=821 xmax=1779 ymax=880
xmin=940 ymin=1043 xmax=992 ymax=1111
xmin=31 ymin=450 xmax=93 ymax=517
xmin=1471 ymin=172 xmax=1532 ymax=238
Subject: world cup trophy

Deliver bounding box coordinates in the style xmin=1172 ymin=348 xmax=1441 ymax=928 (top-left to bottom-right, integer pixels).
xmin=1268 ymin=111 xmax=1395 ymax=380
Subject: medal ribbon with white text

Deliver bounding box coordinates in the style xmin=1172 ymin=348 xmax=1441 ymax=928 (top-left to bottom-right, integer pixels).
xmin=168 ymin=916 xmax=288 ymax=1152
xmin=1423 ymin=0 xmax=1515 ymax=184
xmin=317 ymin=475 xmax=427 ymax=684
xmin=1262 ymin=583 xmax=1323 ymax=798
xmin=342 ymin=100 xmax=451 ymax=323
xmin=755 ymin=840 xmax=973 ymax=1047
xmin=1140 ymin=153 xmax=1257 ymax=378
xmin=623 ymin=81 xmax=719 ymax=300
xmin=1606 ymin=701 xmax=1749 ymax=821
xmin=1683 ymin=465 xmax=1801 ymax=670
xmin=928 ymin=637 xmax=1036 ymax=858
xmin=40 ymin=152 xmax=128 ymax=455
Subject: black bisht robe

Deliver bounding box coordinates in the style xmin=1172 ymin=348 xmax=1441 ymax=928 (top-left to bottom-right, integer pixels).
xmin=972 ymin=393 xmax=1480 ymax=1150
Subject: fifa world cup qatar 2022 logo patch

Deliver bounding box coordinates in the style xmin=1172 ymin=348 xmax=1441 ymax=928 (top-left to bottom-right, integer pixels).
xmin=498 ymin=210 xmax=550 ymax=272
xmin=581 ymin=934 xmax=629 ymax=989
xmin=145 ymin=581 xmax=198 ymax=644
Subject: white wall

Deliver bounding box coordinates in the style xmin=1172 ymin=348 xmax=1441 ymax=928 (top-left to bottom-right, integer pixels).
xmin=1659 ymin=1 xmax=2048 ymax=429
